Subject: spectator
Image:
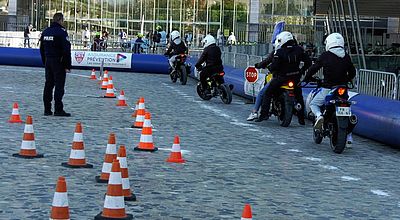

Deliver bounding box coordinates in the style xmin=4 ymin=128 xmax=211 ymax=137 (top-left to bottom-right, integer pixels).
xmin=82 ymin=27 xmax=90 ymax=48
xmin=24 ymin=23 xmax=33 ymax=48
xmin=227 ymin=32 xmax=237 ymax=46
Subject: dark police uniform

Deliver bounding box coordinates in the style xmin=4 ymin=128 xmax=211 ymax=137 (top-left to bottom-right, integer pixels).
xmin=40 ymin=22 xmax=71 ymax=115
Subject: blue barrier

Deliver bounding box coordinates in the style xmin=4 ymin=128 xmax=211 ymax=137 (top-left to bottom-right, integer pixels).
xmin=0 ymin=47 xmax=170 ymax=74
xmin=2 ymin=48 xmax=399 ymax=147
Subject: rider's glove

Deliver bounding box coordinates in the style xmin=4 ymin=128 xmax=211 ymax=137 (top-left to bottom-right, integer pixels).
xmin=254 ymin=63 xmax=261 ymax=69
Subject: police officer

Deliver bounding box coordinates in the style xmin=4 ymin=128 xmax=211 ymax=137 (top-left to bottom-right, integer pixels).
xmin=256 ymin=31 xmax=311 ymax=124
xmin=40 ymin=12 xmax=71 ymax=117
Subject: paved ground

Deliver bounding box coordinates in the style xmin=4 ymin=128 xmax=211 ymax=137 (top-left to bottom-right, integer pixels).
xmin=0 ymin=65 xmax=400 ymax=219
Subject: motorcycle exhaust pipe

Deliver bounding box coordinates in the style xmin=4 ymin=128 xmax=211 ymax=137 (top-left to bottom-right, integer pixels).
xmin=347 ymin=114 xmax=358 ymax=133
xmin=295 ymin=103 xmax=302 ymax=111
xmin=349 ymin=114 xmax=358 ymax=125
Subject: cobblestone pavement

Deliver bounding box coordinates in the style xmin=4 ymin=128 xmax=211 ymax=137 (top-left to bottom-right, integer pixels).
xmin=0 ymin=66 xmax=400 ymax=220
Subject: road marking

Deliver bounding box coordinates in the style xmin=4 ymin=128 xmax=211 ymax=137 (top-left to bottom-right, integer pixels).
xmin=304 ymin=157 xmax=322 ymax=162
xmin=319 ymin=165 xmax=339 ymax=170
xmin=288 ymin=149 xmax=302 ymax=153
xmin=371 ymin=190 xmax=390 ymax=197
xmin=276 ymin=142 xmax=287 ymax=145
xmin=341 ymin=176 xmax=361 ymax=181
xmin=68 ymin=73 xmax=90 ymax=78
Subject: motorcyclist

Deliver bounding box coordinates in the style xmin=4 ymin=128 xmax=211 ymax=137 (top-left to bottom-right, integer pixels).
xmin=256 ymin=31 xmax=312 ymax=124
xmin=164 ymin=30 xmax=188 ymax=73
xmin=303 ymin=33 xmax=356 ymax=132
xmin=195 ymin=35 xmax=224 ymax=93
xmin=247 ymin=40 xmax=279 ymax=121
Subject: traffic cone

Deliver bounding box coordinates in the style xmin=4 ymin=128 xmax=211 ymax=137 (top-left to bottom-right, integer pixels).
xmin=50 ymin=176 xmax=70 ymax=220
xmin=96 ymin=133 xmax=117 ymax=183
xmin=116 ymin=90 xmax=128 ymax=106
xmin=131 ymin=97 xmax=145 ymax=128
xmin=8 ymin=102 xmax=23 ymax=123
xmin=12 ymin=115 xmax=43 ymax=158
xmin=134 ymin=112 xmax=158 ymax=152
xmin=101 ymin=71 xmax=109 ymax=89
xmin=104 ymin=76 xmax=116 ymax=98
xmin=131 ymin=99 xmax=139 ymax=118
xmin=166 ymin=136 xmax=186 ymax=163
xmin=117 ymin=146 xmax=136 ymax=201
xmin=95 ymin=160 xmax=133 ymax=220
xmin=90 ymin=69 xmax=97 ymax=80
xmin=241 ymin=204 xmax=252 ymax=220
xmin=61 ymin=122 xmax=93 ymax=168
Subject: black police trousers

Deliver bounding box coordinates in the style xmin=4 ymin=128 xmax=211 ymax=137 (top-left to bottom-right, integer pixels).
xmin=259 ymin=76 xmax=305 ymax=119
xmin=43 ymin=57 xmax=66 ymax=113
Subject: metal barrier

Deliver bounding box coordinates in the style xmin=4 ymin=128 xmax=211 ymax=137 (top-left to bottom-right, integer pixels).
xmin=357 ymin=69 xmax=398 ymax=100
xmin=235 ymin=53 xmax=250 ymax=69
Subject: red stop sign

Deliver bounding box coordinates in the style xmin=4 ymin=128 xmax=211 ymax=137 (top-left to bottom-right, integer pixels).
xmin=244 ymin=66 xmax=259 ymax=83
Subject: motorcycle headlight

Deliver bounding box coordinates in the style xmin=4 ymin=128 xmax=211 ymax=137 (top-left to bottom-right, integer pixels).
xmin=288 ymin=81 xmax=294 ymax=88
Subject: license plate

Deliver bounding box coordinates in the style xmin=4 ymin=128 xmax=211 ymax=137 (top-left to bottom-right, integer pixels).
xmin=336 ymin=107 xmax=351 ymax=116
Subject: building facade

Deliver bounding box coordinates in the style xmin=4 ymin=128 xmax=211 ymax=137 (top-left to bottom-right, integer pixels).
xmin=4 ymin=0 xmax=314 ymax=44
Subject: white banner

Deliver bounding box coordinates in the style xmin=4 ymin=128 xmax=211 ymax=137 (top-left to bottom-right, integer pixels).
xmin=71 ymin=51 xmax=132 ymax=69
xmin=244 ymin=73 xmax=266 ymax=97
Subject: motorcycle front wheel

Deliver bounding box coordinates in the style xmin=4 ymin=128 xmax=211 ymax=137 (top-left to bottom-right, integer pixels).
xmin=196 ymin=83 xmax=212 ymax=100
xmin=313 ymin=128 xmax=323 ymax=144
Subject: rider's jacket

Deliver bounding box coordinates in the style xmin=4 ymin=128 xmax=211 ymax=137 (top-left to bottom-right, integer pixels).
xmin=305 ymin=50 xmax=356 ymax=88
xmin=195 ymin=44 xmax=223 ymax=70
xmin=269 ymin=41 xmax=311 ymax=80
xmin=165 ymin=41 xmax=187 ymax=57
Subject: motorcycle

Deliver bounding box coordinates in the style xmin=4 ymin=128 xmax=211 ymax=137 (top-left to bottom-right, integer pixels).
xmin=264 ymin=74 xmax=301 ymax=127
xmin=303 ymin=77 xmax=358 ymax=154
xmin=196 ymin=70 xmax=233 ymax=104
xmin=170 ymin=54 xmax=190 ymax=85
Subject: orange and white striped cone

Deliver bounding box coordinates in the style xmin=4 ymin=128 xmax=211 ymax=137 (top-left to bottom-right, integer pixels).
xmin=101 ymin=71 xmax=109 ymax=89
xmin=116 ymin=90 xmax=128 ymax=106
xmin=95 ymin=160 xmax=133 ymax=220
xmin=134 ymin=112 xmax=158 ymax=152
xmin=131 ymin=97 xmax=146 ymax=128
xmin=166 ymin=136 xmax=186 ymax=163
xmin=131 ymin=100 xmax=139 ymax=118
xmin=61 ymin=122 xmax=93 ymax=168
xmin=104 ymin=76 xmax=116 ymax=98
xmin=50 ymin=176 xmax=70 ymax=220
xmin=117 ymin=146 xmax=136 ymax=201
xmin=96 ymin=133 xmax=117 ymax=183
xmin=8 ymin=102 xmax=23 ymax=123
xmin=90 ymin=69 xmax=97 ymax=80
xmin=241 ymin=204 xmax=252 ymax=220
xmin=12 ymin=115 xmax=44 ymax=158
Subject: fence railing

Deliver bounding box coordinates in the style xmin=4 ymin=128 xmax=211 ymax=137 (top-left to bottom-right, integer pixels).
xmin=357 ymin=69 xmax=398 ymax=100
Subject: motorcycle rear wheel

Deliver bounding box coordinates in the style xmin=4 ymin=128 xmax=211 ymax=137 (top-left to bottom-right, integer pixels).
xmin=180 ymin=65 xmax=187 ymax=85
xmin=330 ymin=116 xmax=348 ymax=154
xmin=278 ymin=94 xmax=294 ymax=127
xmin=219 ymin=84 xmax=232 ymax=104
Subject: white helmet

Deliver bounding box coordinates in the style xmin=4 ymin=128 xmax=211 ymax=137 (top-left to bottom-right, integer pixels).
xmin=325 ymin=33 xmax=344 ymax=51
xmin=202 ymin=34 xmax=216 ymax=48
xmin=276 ymin=31 xmax=294 ymax=46
xmin=170 ymin=30 xmax=181 ymax=44
xmin=273 ymin=38 xmax=281 ymax=50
